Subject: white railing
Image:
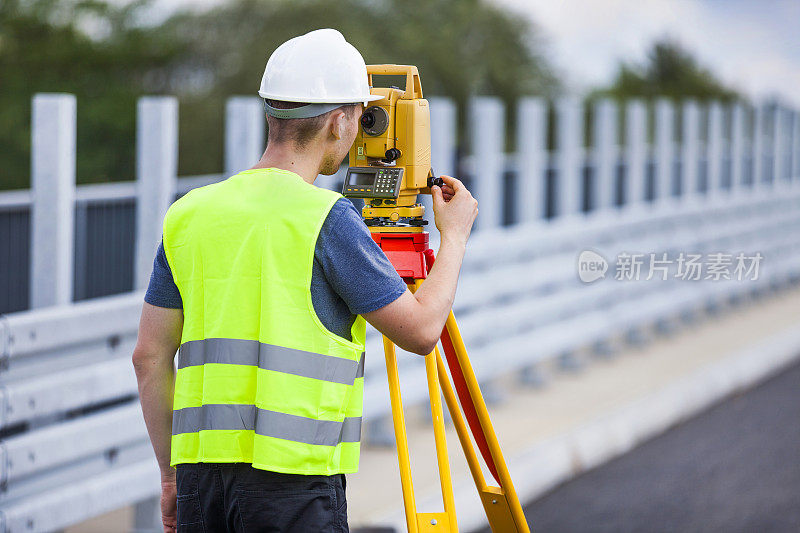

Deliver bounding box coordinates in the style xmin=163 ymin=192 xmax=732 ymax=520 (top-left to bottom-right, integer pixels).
xmin=2 ymin=94 xmax=799 ymax=311
xmin=0 ymin=92 xmax=799 ymax=532
xmin=2 ymin=184 xmax=800 ymax=532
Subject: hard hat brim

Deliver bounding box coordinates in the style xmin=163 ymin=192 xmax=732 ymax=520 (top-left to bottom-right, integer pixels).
xmin=258 ymin=91 xmax=384 ymax=104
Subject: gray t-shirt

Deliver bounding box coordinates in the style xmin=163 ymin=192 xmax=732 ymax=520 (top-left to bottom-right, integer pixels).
xmin=144 ymin=197 xmax=407 ymax=340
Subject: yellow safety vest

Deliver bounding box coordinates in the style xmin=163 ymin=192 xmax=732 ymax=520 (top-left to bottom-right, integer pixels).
xmin=164 ymin=168 xmax=367 ymax=475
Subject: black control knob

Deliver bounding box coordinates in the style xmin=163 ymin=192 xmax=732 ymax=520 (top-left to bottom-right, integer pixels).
xmin=384 ymin=148 xmax=401 ymax=162
xmin=427 ymin=174 xmax=444 ymax=188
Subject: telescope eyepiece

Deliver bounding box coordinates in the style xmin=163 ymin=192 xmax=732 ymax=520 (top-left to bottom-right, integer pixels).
xmin=360 ymin=112 xmax=375 ymax=129
xmin=360 ymin=106 xmax=389 ymax=136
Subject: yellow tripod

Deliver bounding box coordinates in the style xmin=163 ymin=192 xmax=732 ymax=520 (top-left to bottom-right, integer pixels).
xmin=373 ymin=232 xmax=530 ymax=533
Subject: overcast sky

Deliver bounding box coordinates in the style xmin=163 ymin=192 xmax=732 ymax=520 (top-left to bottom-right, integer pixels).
xmin=493 ymin=0 xmax=800 ymax=106
xmin=134 ymin=0 xmax=800 ymax=107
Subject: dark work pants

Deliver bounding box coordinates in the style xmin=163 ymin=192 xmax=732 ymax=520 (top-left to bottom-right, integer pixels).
xmin=175 ymin=462 xmax=349 ymax=532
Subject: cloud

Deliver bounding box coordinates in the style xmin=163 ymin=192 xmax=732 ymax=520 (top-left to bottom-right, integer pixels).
xmin=492 ymin=0 xmax=800 ymax=106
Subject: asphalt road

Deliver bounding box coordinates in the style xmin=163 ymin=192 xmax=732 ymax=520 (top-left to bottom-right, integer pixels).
xmin=490 ymin=361 xmax=800 ymax=533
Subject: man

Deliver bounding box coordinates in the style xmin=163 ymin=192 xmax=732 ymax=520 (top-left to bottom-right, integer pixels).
xmin=132 ymin=29 xmax=478 ymax=533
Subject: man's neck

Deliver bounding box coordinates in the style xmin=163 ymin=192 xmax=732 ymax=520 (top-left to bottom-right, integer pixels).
xmin=249 ymin=142 xmax=322 ymax=185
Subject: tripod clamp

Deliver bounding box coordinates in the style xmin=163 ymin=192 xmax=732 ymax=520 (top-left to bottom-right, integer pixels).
xmin=371 ymin=233 xmax=433 ymax=280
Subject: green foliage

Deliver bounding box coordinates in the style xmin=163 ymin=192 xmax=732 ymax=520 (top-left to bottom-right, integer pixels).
xmin=0 ymin=0 xmax=185 ymax=189
xmin=0 ymin=0 xmax=555 ymax=189
xmin=162 ymin=0 xmax=558 ymax=174
xmin=592 ymin=39 xmax=739 ymax=103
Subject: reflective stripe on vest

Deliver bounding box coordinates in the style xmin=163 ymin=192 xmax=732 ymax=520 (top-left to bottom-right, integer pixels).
xmin=163 ymin=169 xmax=368 ymax=475
xmin=177 ymin=338 xmax=365 ymax=383
xmin=172 ymin=404 xmax=362 ymax=445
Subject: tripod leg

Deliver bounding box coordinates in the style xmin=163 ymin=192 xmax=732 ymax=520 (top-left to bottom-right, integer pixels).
xmin=424 ymin=337 xmax=458 ymax=532
xmin=440 ymin=312 xmax=531 ymax=533
xmin=383 ymin=336 xmax=419 ymax=533
xmin=436 ymin=348 xmax=523 ymax=532
xmin=384 ymin=333 xmax=457 ymax=532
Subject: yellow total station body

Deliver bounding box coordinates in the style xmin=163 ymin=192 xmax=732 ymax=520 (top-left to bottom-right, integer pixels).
xmin=344 ymin=65 xmax=435 ymax=232
xmin=346 ymin=65 xmax=531 ymax=533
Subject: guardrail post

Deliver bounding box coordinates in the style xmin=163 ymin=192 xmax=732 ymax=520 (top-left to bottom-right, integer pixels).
xmin=681 ymin=100 xmax=700 ymax=198
xmin=593 ymin=99 xmax=617 ymax=210
xmin=625 ymin=100 xmax=646 ymax=205
xmin=516 ymin=97 xmax=547 ymax=221
xmin=556 ymin=96 xmax=583 ymax=217
xmin=707 ymin=101 xmax=723 ymax=196
xmin=752 ymin=103 xmax=765 ymax=190
xmin=135 ymin=97 xmax=178 ymax=290
xmin=225 ymin=97 xmax=265 ymax=176
xmin=654 ymin=99 xmax=674 ymax=203
xmin=425 ymin=97 xmax=456 ymax=239
xmin=792 ymin=109 xmax=800 ymax=182
xmin=30 ymin=93 xmax=76 ymax=309
xmin=730 ymin=103 xmax=745 ymax=192
xmin=469 ymin=97 xmax=504 ymax=230
xmin=773 ymin=103 xmax=787 ymax=187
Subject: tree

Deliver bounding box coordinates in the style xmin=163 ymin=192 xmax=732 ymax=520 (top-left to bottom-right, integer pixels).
xmin=0 ymin=0 xmax=557 ymax=189
xmin=162 ymin=0 xmax=558 ymax=175
xmin=593 ymin=39 xmax=739 ymax=102
xmin=0 ymin=0 xmax=185 ymax=189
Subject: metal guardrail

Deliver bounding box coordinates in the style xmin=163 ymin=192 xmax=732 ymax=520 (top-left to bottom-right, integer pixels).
xmin=0 ymin=292 xmax=149 ymax=532
xmin=0 ymin=93 xmax=798 ymax=531
xmin=360 ymin=186 xmax=800 ymax=426
xmin=4 ymin=95 xmax=798 ymax=316
xmin=0 ymin=175 xmax=228 ymax=314
xmin=2 ymin=183 xmax=800 ymax=531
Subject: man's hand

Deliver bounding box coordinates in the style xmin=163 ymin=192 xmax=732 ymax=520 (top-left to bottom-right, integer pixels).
xmin=430 ymin=175 xmax=478 ymax=246
xmin=160 ymin=476 xmax=177 ymax=533
xmin=363 ymin=176 xmax=478 ymax=355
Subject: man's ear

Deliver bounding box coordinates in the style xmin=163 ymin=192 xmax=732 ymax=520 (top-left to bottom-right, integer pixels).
xmin=329 ymin=109 xmax=347 ymax=140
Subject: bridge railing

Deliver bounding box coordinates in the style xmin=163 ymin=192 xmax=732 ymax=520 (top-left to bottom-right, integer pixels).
xmin=2 ymin=95 xmax=798 ymax=314
xmin=0 ymin=93 xmax=799 ymax=531
xmin=360 ymin=187 xmax=800 ymax=429
xmin=2 ymin=184 xmax=800 ymax=531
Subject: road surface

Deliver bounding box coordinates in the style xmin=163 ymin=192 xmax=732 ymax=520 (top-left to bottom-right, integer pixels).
xmin=488 ymin=361 xmax=800 ymax=533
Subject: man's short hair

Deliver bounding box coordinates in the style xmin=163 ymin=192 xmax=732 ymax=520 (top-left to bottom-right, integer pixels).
xmin=266 ymin=100 xmax=359 ymax=148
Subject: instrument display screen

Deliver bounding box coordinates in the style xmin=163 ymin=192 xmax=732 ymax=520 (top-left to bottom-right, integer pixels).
xmin=343 ymin=167 xmax=404 ymax=199
xmin=350 ymin=172 xmax=376 ymax=186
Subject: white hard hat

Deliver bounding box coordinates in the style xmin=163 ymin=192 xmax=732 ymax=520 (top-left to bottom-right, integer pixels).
xmin=259 ymin=29 xmax=382 ymax=118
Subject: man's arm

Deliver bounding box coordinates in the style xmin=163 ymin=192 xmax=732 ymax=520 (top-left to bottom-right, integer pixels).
xmin=363 ymin=175 xmax=477 ymax=355
xmin=132 ymin=302 xmax=183 ymax=481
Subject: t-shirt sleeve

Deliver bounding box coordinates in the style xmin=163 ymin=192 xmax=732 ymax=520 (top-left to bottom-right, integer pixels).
xmin=144 ymin=240 xmax=183 ymax=309
xmin=316 ymin=198 xmax=408 ymax=315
